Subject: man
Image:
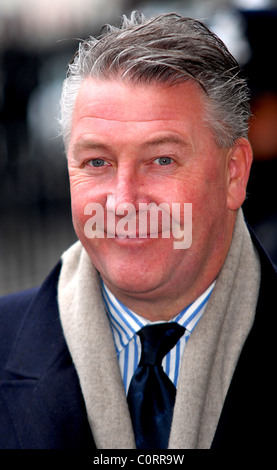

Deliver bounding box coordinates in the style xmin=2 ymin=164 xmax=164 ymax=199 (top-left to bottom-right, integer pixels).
xmin=0 ymin=12 xmax=276 ymax=450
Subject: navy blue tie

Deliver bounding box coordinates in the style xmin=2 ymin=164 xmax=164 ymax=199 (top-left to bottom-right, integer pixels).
xmin=127 ymin=323 xmax=185 ymax=449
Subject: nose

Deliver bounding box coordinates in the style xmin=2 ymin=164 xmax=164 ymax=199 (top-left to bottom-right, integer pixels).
xmin=106 ymin=164 xmax=142 ymax=214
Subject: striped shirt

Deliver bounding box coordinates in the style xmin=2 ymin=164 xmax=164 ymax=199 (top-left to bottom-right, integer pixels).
xmin=101 ymin=281 xmax=215 ymax=394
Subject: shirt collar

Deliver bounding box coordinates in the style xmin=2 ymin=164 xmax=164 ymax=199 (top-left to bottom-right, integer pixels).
xmin=101 ymin=282 xmax=146 ymax=353
xmin=101 ymin=280 xmax=215 ymax=354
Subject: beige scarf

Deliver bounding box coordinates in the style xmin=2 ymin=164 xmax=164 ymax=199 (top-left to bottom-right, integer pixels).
xmin=58 ymin=209 xmax=261 ymax=449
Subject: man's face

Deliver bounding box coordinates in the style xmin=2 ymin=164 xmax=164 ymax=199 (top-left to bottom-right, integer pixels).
xmin=68 ymin=78 xmax=238 ymax=315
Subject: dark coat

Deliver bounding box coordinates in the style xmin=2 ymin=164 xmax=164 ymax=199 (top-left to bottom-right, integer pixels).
xmin=0 ymin=232 xmax=276 ymax=449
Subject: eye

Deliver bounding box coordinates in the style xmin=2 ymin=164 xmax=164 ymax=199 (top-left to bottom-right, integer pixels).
xmin=88 ymin=159 xmax=108 ymax=167
xmin=154 ymin=157 xmax=173 ymax=166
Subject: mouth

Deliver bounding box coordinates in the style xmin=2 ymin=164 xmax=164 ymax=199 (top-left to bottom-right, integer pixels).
xmin=107 ymin=227 xmax=171 ymax=239
xmin=107 ymin=229 xmax=173 ymax=248
xmin=111 ymin=235 xmax=159 ymax=247
xmin=110 ymin=232 xmax=158 ymax=240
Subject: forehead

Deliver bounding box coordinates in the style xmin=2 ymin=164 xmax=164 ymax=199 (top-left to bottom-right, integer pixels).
xmin=72 ymin=77 xmax=206 ymax=125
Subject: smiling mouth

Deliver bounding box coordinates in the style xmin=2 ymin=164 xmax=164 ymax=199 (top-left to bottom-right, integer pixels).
xmin=112 ymin=234 xmax=161 ymax=245
xmin=107 ymin=229 xmax=170 ymax=239
xmin=112 ymin=233 xmax=160 ymax=240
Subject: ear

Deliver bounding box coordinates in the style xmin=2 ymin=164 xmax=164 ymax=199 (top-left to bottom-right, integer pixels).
xmin=227 ymin=137 xmax=253 ymax=211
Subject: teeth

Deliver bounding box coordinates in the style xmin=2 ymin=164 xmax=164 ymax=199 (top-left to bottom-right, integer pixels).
xmin=117 ymin=235 xmax=144 ymax=238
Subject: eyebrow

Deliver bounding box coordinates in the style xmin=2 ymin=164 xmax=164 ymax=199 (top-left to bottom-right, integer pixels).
xmin=72 ymin=140 xmax=113 ymax=158
xmin=141 ymin=135 xmax=190 ymax=149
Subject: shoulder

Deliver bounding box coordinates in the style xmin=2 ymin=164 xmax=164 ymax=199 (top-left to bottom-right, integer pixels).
xmin=0 ymin=261 xmax=62 ymax=368
xmin=0 ymin=288 xmax=38 ymax=360
xmin=248 ymin=224 xmax=277 ymax=299
xmin=0 ymin=286 xmax=39 ymax=314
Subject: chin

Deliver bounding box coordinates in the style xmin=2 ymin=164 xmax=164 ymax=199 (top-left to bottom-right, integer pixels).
xmin=103 ymin=269 xmax=162 ymax=297
xmin=83 ymin=238 xmax=178 ymax=296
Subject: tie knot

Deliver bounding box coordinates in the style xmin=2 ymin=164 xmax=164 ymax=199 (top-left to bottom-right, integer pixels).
xmin=138 ymin=323 xmax=185 ymax=366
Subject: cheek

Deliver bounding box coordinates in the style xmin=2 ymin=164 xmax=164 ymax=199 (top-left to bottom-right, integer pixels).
xmin=70 ymin=184 xmax=88 ymax=226
xmin=173 ymin=168 xmax=228 ymax=232
xmin=163 ymin=172 xmax=209 ymax=209
xmin=69 ymin=172 xmax=106 ymax=215
xmin=70 ymin=182 xmax=98 ymax=240
xmin=70 ymin=196 xmax=86 ymax=241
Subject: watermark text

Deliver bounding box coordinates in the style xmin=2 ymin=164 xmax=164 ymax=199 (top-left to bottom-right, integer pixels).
xmin=84 ymin=196 xmax=192 ymax=249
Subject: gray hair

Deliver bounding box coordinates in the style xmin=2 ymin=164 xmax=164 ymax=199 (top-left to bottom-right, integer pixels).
xmin=60 ymin=11 xmax=251 ymax=149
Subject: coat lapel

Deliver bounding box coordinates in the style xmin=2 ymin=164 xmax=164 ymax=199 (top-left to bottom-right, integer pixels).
xmin=0 ymin=262 xmax=94 ymax=449
xmin=211 ymin=230 xmax=277 ymax=449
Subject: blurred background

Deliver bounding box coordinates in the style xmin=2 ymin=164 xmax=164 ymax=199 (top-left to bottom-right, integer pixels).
xmin=0 ymin=0 xmax=277 ymax=295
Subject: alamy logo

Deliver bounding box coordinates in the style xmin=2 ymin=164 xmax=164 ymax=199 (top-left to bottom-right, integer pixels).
xmin=84 ymin=195 xmax=192 ymax=249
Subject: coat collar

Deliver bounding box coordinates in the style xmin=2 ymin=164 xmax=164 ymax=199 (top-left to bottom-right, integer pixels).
xmin=1 ymin=261 xmax=94 ymax=449
xmin=211 ymin=228 xmax=277 ymax=449
xmin=5 ymin=261 xmax=64 ymax=379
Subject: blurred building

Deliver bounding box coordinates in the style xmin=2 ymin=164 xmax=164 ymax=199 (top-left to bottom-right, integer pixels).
xmin=0 ymin=0 xmax=277 ymax=294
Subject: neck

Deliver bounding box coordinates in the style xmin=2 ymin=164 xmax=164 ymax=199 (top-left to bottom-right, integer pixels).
xmin=108 ymin=281 xmax=216 ymax=322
